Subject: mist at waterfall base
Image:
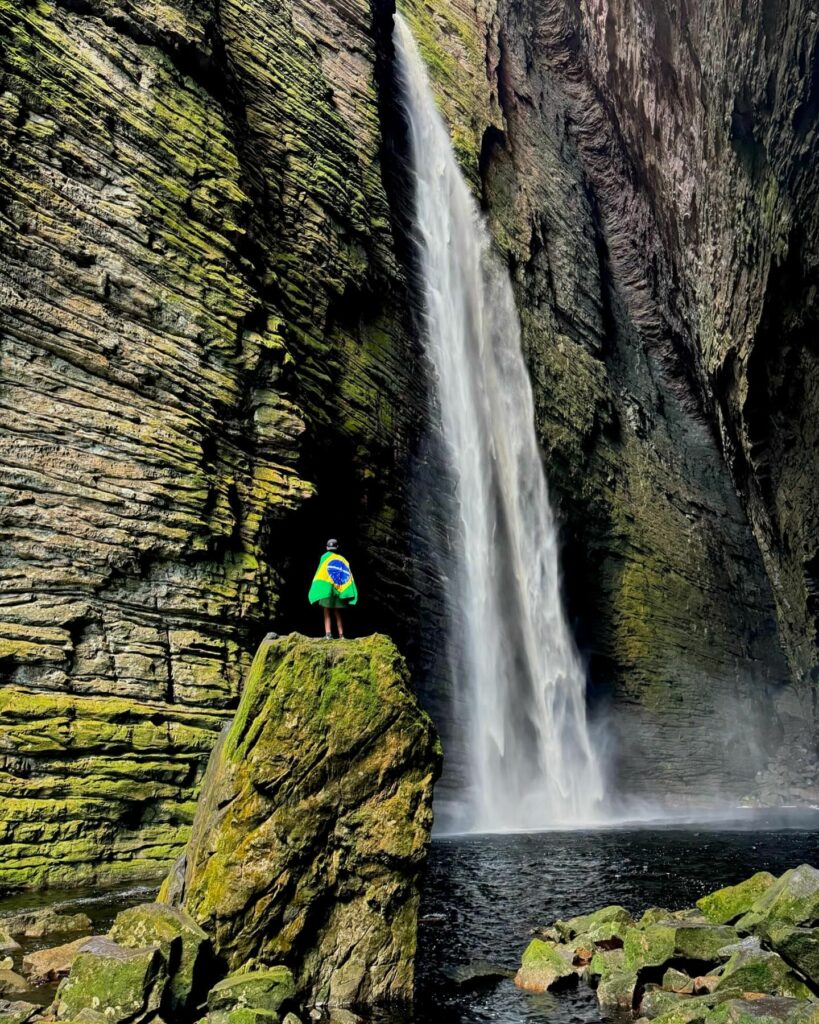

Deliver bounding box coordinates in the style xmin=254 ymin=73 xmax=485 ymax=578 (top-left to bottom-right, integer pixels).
xmin=394 ymin=14 xmax=605 ymax=833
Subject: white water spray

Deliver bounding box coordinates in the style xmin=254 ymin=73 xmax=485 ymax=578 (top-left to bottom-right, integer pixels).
xmin=394 ymin=14 xmax=605 ymax=831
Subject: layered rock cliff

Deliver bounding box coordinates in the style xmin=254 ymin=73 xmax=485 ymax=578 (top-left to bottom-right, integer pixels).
xmin=0 ymin=0 xmax=816 ymax=886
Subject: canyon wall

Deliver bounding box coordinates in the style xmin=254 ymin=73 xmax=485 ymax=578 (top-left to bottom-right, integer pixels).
xmin=0 ymin=0 xmax=815 ymax=886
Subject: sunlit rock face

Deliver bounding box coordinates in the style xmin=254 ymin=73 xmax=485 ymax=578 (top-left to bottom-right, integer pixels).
xmin=0 ymin=0 xmax=815 ymax=886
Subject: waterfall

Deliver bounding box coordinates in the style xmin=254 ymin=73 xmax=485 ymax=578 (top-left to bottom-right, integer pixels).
xmin=394 ymin=14 xmax=605 ymax=832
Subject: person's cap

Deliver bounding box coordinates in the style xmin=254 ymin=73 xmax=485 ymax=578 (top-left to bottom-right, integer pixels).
xmin=326 ymin=538 xmax=339 ymax=550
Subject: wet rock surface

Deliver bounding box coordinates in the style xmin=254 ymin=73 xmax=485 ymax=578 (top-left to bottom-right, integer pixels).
xmin=515 ymin=864 xmax=819 ymax=1023
xmin=170 ymin=634 xmax=440 ymax=1007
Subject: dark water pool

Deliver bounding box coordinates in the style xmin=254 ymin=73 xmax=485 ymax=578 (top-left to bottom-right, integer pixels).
xmin=382 ymin=811 xmax=819 ymax=1024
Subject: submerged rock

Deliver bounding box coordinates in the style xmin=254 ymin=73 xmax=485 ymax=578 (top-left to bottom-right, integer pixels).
xmin=0 ymin=974 xmax=27 ymax=998
xmin=55 ymin=937 xmax=166 ymax=1023
xmin=442 ymin=960 xmax=515 ymax=989
xmin=169 ymin=634 xmax=441 ymax=1007
xmin=2 ymin=910 xmax=92 ymax=940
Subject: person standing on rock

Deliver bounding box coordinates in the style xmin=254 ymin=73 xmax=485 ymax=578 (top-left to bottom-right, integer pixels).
xmin=308 ymin=539 xmax=358 ymax=639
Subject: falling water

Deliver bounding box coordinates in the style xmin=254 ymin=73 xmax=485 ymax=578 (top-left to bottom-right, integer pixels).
xmin=394 ymin=14 xmax=605 ymax=831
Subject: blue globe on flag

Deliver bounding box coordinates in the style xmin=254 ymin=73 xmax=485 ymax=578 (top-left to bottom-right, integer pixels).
xmin=327 ymin=558 xmax=352 ymax=587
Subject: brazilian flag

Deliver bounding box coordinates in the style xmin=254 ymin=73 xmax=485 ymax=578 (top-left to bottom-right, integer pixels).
xmin=308 ymin=552 xmax=358 ymax=605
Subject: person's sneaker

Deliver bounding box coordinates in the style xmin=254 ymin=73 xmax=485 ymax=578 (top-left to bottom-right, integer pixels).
xmin=324 ymin=632 xmax=333 ymax=640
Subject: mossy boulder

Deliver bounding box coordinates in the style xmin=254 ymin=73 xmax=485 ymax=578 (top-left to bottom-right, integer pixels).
xmin=55 ymin=937 xmax=166 ymax=1023
xmin=597 ymin=968 xmax=638 ymax=1008
xmin=207 ymin=968 xmax=295 ymax=1019
xmin=0 ymin=935 xmax=19 ymax=957
xmin=664 ymin=967 xmax=695 ymax=993
xmin=714 ymin=945 xmax=814 ymax=1001
xmin=704 ymin=997 xmax=819 ymax=1024
xmin=652 ymin=999 xmax=714 ymax=1024
xmin=514 ymin=939 xmax=577 ymax=992
xmin=169 ymin=635 xmax=441 ymax=1007
xmin=737 ymin=867 xmax=819 ymax=936
xmin=590 ymin=946 xmax=626 ymax=982
xmin=625 ymin=924 xmax=678 ymax=971
xmin=641 ymin=987 xmax=690 ymax=1018
xmin=109 ymin=903 xmax=208 ymax=1016
xmin=698 ymin=874 xmax=777 ymax=925
xmin=555 ymin=905 xmax=635 ymax=943
xmin=768 ymin=927 xmax=819 ymax=986
xmin=0 ymin=1001 xmax=39 ymax=1024
xmin=673 ymin=924 xmax=738 ymax=962
xmin=0 ymin=974 xmax=26 ymax=998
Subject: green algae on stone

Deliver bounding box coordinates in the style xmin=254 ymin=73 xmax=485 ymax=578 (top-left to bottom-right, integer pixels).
xmin=698 ymin=874 xmax=777 ymax=925
xmin=768 ymin=927 xmax=819 ymax=987
xmin=514 ymin=939 xmax=577 ymax=992
xmin=109 ymin=902 xmax=209 ymax=1015
xmin=55 ymin=937 xmax=167 ymax=1023
xmin=737 ymin=867 xmax=819 ymax=937
xmin=597 ymin=968 xmax=639 ymax=1009
xmin=625 ymin=925 xmax=677 ymax=972
xmin=207 ymin=968 xmax=295 ymax=1016
xmin=556 ymin=905 xmax=635 ymax=943
xmin=704 ymin=997 xmax=819 ymax=1024
xmin=714 ymin=946 xmax=814 ymax=1001
xmin=172 ymin=634 xmax=440 ymax=1007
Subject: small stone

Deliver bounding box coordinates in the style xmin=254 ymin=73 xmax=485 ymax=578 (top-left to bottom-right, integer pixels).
xmin=514 ymin=939 xmax=578 ymax=992
xmin=663 ymin=967 xmax=694 ymax=993
xmin=442 ymin=959 xmax=515 ymax=989
xmin=0 ymin=936 xmax=19 ymax=958
xmin=0 ymin=974 xmax=27 ymax=998
xmin=207 ymin=968 xmax=296 ymax=1016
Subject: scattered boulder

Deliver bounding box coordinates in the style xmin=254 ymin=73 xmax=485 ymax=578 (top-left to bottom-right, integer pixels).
xmin=514 ymin=939 xmax=577 ymax=992
xmin=54 ymin=937 xmax=166 ymax=1023
xmin=641 ymin=986 xmax=690 ymax=1018
xmin=737 ymin=866 xmax=819 ymax=936
xmin=698 ymin=874 xmax=777 ymax=925
xmin=2 ymin=911 xmax=93 ymax=939
xmin=663 ymin=967 xmax=695 ymax=993
xmin=0 ymin=1000 xmax=40 ymax=1024
xmin=22 ymin=935 xmax=100 ymax=986
xmin=109 ymin=903 xmax=209 ymax=1016
xmin=518 ymin=868 xmax=819 ymax=1024
xmin=0 ymin=973 xmax=27 ymax=998
xmin=554 ymin=905 xmax=635 ymax=944
xmin=169 ymin=635 xmax=441 ymax=1008
xmin=206 ymin=967 xmax=296 ymax=1022
xmin=0 ymin=935 xmax=19 ymax=958
xmin=767 ymin=926 xmax=819 ymax=987
xmin=703 ymin=996 xmax=819 ymax=1023
xmin=597 ymin=968 xmax=638 ymax=1008
xmin=713 ymin=945 xmax=814 ymax=1001
xmin=0 ymin=964 xmax=10 ymax=975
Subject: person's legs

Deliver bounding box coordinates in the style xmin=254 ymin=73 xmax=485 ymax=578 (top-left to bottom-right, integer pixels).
xmin=334 ymin=608 xmax=345 ymax=639
xmin=323 ymin=607 xmax=332 ymax=638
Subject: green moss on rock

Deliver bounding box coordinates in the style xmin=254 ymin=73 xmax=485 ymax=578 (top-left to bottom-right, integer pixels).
xmin=514 ymin=939 xmax=577 ymax=992
xmin=698 ymin=874 xmax=777 ymax=925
